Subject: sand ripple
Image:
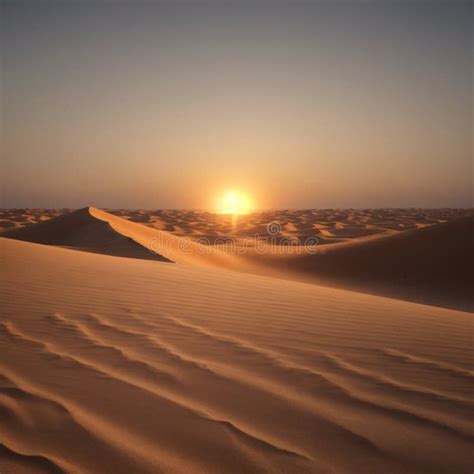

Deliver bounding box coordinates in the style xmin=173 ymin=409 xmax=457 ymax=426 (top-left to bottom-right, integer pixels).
xmin=1 ymin=237 xmax=472 ymax=473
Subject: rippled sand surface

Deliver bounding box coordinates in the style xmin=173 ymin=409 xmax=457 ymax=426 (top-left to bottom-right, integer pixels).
xmin=1 ymin=207 xmax=472 ymax=473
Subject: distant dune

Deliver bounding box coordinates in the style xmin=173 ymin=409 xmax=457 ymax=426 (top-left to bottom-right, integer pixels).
xmin=253 ymin=216 xmax=473 ymax=312
xmin=3 ymin=207 xmax=471 ymax=243
xmin=4 ymin=207 xmax=472 ymax=311
xmin=3 ymin=207 xmax=172 ymax=263
xmin=1 ymin=236 xmax=472 ymax=473
xmin=3 ymin=207 xmax=253 ymax=271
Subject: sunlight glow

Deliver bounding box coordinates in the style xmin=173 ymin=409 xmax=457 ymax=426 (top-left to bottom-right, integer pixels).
xmin=217 ymin=191 xmax=253 ymax=215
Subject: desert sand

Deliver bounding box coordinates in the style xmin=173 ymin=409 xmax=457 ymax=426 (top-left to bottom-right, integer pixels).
xmin=1 ymin=207 xmax=473 ymax=473
xmin=2 ymin=207 xmax=471 ymax=244
xmin=5 ymin=207 xmax=472 ymax=311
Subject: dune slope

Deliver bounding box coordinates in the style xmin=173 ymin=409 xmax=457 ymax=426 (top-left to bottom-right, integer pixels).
xmin=263 ymin=216 xmax=473 ymax=311
xmin=1 ymin=237 xmax=473 ymax=473
xmin=4 ymin=208 xmax=472 ymax=311
xmin=3 ymin=207 xmax=172 ymax=263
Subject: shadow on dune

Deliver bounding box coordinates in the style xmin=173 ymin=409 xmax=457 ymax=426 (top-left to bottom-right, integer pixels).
xmin=4 ymin=207 xmax=472 ymax=311
xmin=272 ymin=216 xmax=473 ymax=312
xmin=3 ymin=207 xmax=172 ymax=263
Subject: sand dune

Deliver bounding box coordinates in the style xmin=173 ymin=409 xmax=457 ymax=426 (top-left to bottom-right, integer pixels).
xmin=2 ymin=207 xmax=251 ymax=271
xmin=247 ymin=215 xmax=473 ymax=312
xmin=1 ymin=236 xmax=473 ymax=473
xmin=3 ymin=208 xmax=472 ymax=246
xmin=3 ymin=207 xmax=172 ymax=263
xmin=4 ymin=207 xmax=473 ymax=311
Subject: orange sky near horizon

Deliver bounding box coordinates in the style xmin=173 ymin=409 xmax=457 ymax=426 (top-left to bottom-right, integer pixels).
xmin=2 ymin=1 xmax=472 ymax=209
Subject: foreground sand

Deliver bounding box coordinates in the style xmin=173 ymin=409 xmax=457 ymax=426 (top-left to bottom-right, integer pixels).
xmin=1 ymin=237 xmax=473 ymax=473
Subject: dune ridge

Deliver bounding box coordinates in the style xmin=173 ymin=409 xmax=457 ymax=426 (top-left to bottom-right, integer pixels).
xmin=4 ymin=207 xmax=473 ymax=311
xmin=248 ymin=215 xmax=473 ymax=311
xmin=1 ymin=237 xmax=473 ymax=473
xmin=3 ymin=208 xmax=471 ymax=245
xmin=3 ymin=207 xmax=172 ymax=263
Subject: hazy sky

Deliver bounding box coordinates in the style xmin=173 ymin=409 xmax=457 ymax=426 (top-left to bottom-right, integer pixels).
xmin=1 ymin=0 xmax=472 ymax=209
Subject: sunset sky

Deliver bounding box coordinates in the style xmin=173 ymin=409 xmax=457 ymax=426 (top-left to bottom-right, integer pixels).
xmin=2 ymin=0 xmax=472 ymax=209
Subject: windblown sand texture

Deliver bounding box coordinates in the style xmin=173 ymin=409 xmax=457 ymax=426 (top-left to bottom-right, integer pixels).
xmin=1 ymin=207 xmax=473 ymax=473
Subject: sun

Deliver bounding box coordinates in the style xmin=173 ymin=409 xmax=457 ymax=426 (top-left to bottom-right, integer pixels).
xmin=217 ymin=190 xmax=253 ymax=215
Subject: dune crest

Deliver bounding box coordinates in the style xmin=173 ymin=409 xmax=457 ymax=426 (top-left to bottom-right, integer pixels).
xmin=3 ymin=207 xmax=172 ymax=263
xmin=4 ymin=207 xmax=473 ymax=311
xmin=3 ymin=207 xmax=257 ymax=271
xmin=245 ymin=216 xmax=473 ymax=311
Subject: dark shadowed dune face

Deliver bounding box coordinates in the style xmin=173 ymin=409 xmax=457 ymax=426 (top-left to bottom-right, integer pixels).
xmin=2 ymin=207 xmax=172 ymax=263
xmin=275 ymin=216 xmax=473 ymax=312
